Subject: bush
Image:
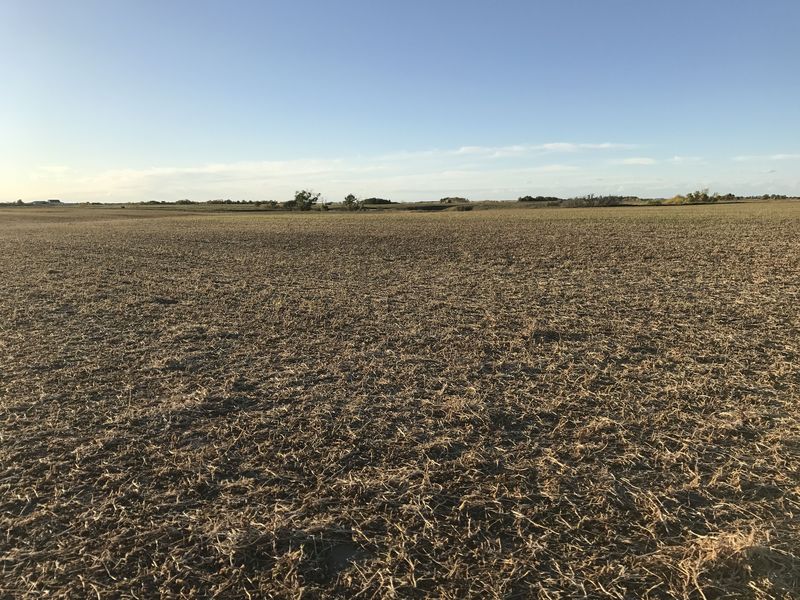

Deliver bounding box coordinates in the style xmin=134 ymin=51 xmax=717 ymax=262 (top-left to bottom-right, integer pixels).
xmin=362 ymin=197 xmax=393 ymax=205
xmin=440 ymin=197 xmax=469 ymax=204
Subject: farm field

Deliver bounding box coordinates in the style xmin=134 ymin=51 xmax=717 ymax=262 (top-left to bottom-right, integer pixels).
xmin=1 ymin=203 xmax=799 ymax=598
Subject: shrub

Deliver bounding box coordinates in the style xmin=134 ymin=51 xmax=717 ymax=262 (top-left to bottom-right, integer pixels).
xmin=439 ymin=197 xmax=470 ymax=204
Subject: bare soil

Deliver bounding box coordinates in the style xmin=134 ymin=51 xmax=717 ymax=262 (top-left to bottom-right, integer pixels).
xmin=1 ymin=204 xmax=798 ymax=598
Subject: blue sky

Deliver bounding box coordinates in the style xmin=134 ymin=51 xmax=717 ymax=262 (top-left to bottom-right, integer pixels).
xmin=1 ymin=0 xmax=799 ymax=202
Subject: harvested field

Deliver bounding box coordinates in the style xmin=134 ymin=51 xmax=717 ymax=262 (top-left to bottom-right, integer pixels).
xmin=1 ymin=203 xmax=799 ymax=598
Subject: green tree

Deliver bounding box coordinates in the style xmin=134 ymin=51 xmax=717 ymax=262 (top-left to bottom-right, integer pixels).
xmin=343 ymin=193 xmax=362 ymax=210
xmin=686 ymin=188 xmax=717 ymax=203
xmin=290 ymin=190 xmax=321 ymax=211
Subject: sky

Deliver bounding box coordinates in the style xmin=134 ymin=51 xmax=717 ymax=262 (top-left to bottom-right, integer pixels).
xmin=1 ymin=0 xmax=799 ymax=203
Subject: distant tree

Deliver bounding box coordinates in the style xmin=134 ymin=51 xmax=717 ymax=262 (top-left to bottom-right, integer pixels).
xmin=518 ymin=195 xmax=561 ymax=203
xmin=686 ymin=188 xmax=718 ymax=203
xmin=343 ymin=193 xmax=362 ymax=210
xmin=287 ymin=190 xmax=321 ymax=211
xmin=439 ymin=196 xmax=470 ymax=204
xmin=362 ymin=197 xmax=393 ymax=205
xmin=560 ymin=194 xmax=630 ymax=208
xmin=15 ymin=199 xmax=23 ymax=205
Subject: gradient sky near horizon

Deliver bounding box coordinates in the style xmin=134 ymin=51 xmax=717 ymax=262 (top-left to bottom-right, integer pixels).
xmin=2 ymin=0 xmax=799 ymax=203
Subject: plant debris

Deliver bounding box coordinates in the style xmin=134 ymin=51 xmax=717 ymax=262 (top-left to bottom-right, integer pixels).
xmin=1 ymin=204 xmax=798 ymax=598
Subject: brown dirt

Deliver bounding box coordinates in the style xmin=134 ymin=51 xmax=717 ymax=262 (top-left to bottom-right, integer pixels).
xmin=1 ymin=204 xmax=799 ymax=598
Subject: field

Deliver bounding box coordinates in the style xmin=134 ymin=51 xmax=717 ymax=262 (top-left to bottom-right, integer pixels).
xmin=1 ymin=203 xmax=798 ymax=598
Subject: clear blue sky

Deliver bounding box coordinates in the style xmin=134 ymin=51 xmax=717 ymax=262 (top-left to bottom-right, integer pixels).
xmin=2 ymin=0 xmax=799 ymax=202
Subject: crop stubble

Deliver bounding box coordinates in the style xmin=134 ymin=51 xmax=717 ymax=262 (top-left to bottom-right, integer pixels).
xmin=1 ymin=204 xmax=798 ymax=598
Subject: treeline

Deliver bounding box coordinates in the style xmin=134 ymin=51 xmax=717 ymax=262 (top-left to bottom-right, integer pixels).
xmin=516 ymin=189 xmax=789 ymax=207
xmin=8 ymin=190 xmax=794 ymax=208
xmin=518 ymin=194 xmax=641 ymax=207
xmin=137 ymin=193 xmax=396 ymax=211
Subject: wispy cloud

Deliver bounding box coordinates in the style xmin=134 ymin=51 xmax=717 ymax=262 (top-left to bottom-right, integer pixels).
xmin=453 ymin=142 xmax=636 ymax=157
xmin=531 ymin=164 xmax=580 ymax=173
xmin=612 ymin=157 xmax=657 ymax=165
xmin=733 ymin=153 xmax=800 ymax=161
xmin=542 ymin=142 xmax=633 ymax=151
xmin=14 ymin=141 xmax=797 ymax=203
xmin=36 ymin=165 xmax=72 ymax=176
xmin=669 ymin=156 xmax=703 ymax=163
xmin=18 ymin=142 xmax=634 ymax=202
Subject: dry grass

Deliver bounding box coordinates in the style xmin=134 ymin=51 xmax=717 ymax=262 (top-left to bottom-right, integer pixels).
xmin=1 ymin=203 xmax=799 ymax=598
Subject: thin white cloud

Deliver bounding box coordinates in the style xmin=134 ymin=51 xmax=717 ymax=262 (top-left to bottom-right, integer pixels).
xmin=13 ymin=141 xmax=797 ymax=203
xmin=669 ymin=156 xmax=703 ymax=163
xmin=453 ymin=142 xmax=635 ymax=157
xmin=612 ymin=157 xmax=657 ymax=165
xmin=542 ymin=142 xmax=633 ymax=151
xmin=453 ymin=146 xmax=489 ymax=155
xmin=35 ymin=165 xmax=72 ymax=176
xmin=531 ymin=164 xmax=580 ymax=173
xmin=733 ymin=153 xmax=800 ymax=161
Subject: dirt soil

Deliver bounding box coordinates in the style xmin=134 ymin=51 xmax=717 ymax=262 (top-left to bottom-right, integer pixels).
xmin=1 ymin=203 xmax=799 ymax=598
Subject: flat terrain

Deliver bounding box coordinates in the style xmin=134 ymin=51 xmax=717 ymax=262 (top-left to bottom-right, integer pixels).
xmin=1 ymin=203 xmax=798 ymax=598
